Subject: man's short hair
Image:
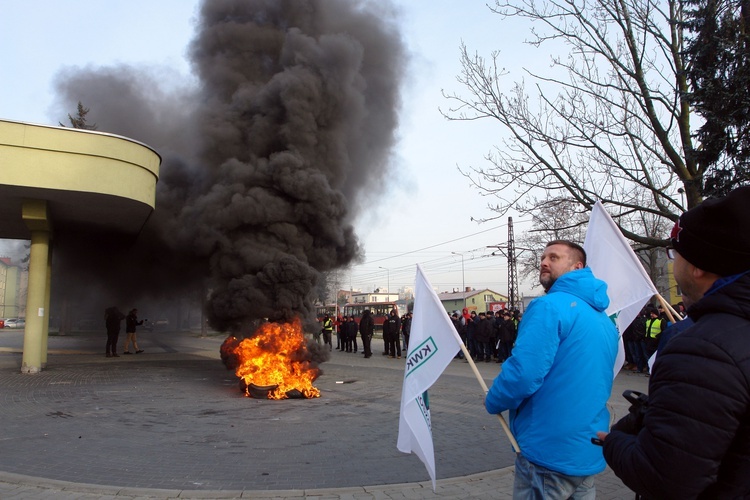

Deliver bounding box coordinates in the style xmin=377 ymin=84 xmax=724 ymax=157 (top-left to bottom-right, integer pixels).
xmin=546 ymin=240 xmax=587 ymax=267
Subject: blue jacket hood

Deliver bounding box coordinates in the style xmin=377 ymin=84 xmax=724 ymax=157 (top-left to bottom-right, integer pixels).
xmin=548 ymin=267 xmax=610 ymax=313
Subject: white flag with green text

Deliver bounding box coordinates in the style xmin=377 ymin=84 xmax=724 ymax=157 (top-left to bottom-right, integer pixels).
xmin=397 ymin=264 xmax=463 ymax=490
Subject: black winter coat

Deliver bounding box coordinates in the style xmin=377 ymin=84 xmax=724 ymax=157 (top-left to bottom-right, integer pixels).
xmin=603 ymin=272 xmax=750 ymax=499
xmin=474 ymin=317 xmax=493 ymax=342
xmin=125 ymin=311 xmax=143 ymax=333
xmin=383 ymin=314 xmax=401 ymax=340
xmin=345 ymin=321 xmax=358 ymax=339
xmin=359 ymin=312 xmax=374 ymax=337
xmin=499 ymin=319 xmax=516 ymax=343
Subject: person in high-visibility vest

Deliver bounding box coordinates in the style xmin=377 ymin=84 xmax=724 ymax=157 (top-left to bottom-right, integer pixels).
xmin=321 ymin=314 xmax=333 ymax=351
xmin=644 ymin=307 xmax=665 ymax=359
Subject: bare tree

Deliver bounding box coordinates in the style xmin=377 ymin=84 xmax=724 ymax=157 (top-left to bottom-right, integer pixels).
xmin=443 ymin=0 xmax=704 ymax=248
xmin=314 ymin=270 xmax=342 ymax=306
xmin=517 ymin=197 xmax=671 ymax=290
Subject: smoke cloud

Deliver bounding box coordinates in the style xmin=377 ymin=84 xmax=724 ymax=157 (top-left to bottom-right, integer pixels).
xmin=51 ymin=0 xmax=405 ymax=332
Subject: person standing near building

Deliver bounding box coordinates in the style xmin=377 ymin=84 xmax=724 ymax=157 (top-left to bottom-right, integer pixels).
xmin=643 ymin=307 xmax=665 ymax=363
xmin=497 ymin=309 xmax=516 ymax=362
xmin=485 ymin=240 xmax=618 ymax=498
xmin=597 ymin=186 xmax=750 ymax=499
xmin=359 ymin=309 xmax=374 ymax=358
xmin=341 ymin=315 xmax=350 ymax=352
xmin=401 ymin=311 xmax=412 ymax=352
xmin=624 ymin=308 xmax=649 ymax=374
xmin=104 ymin=306 xmax=126 ymax=358
xmin=457 ymin=308 xmax=469 ymax=358
xmin=465 ymin=310 xmax=478 ymax=360
xmin=451 ymin=312 xmax=465 ymax=360
xmin=335 ymin=313 xmax=344 ymax=350
xmin=343 ymin=315 xmax=357 ymax=353
xmin=122 ymin=308 xmax=144 ymax=354
xmin=383 ymin=309 xmax=401 ymax=359
xmin=474 ymin=311 xmax=493 ymax=362
xmin=491 ymin=310 xmax=503 ymax=361
xmin=349 ymin=315 xmax=358 ymax=353
xmin=321 ymin=313 xmax=333 ymax=351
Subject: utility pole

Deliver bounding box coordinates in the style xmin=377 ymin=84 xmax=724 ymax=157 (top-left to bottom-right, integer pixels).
xmin=451 ymin=252 xmax=466 ymax=309
xmin=507 ymin=217 xmax=520 ymax=311
xmin=487 ymin=217 xmax=525 ymax=311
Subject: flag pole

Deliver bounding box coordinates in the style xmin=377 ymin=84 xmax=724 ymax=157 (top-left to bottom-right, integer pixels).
xmin=458 ymin=342 xmax=521 ymax=454
xmin=654 ymin=293 xmax=680 ymax=323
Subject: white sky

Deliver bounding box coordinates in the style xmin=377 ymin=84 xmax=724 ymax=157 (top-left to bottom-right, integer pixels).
xmin=0 ymin=0 xmax=545 ymax=298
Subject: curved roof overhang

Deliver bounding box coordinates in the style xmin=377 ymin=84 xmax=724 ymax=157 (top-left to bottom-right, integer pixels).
xmin=0 ymin=119 xmax=161 ymax=239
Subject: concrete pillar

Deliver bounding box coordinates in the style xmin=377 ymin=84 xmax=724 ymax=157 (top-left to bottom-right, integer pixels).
xmin=21 ymin=200 xmax=51 ymax=374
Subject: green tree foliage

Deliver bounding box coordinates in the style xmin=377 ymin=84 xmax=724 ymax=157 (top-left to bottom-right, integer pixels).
xmin=683 ymin=0 xmax=750 ymax=196
xmin=59 ymin=101 xmax=98 ymax=130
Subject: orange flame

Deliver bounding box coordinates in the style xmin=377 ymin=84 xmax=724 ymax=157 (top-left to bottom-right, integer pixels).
xmin=227 ymin=317 xmax=320 ymax=399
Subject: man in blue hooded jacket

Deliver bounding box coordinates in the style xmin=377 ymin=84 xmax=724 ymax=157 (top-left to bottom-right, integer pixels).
xmin=485 ymin=240 xmax=618 ymax=499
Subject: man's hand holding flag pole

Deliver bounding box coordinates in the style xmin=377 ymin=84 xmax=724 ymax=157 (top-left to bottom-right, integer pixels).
xmin=397 ymin=265 xmax=519 ymax=490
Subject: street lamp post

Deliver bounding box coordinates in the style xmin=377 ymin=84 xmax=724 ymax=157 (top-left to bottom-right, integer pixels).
xmin=378 ymin=266 xmax=390 ymax=299
xmin=452 ymin=252 xmax=466 ymax=310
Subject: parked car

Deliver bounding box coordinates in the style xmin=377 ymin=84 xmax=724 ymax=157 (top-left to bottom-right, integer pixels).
xmin=4 ymin=318 xmax=24 ymax=328
xmin=153 ymin=319 xmax=170 ymax=330
xmin=141 ymin=318 xmax=169 ymax=332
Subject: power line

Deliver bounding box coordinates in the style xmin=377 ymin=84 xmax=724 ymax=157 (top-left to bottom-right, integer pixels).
xmin=342 ymin=216 xmax=536 ymax=294
xmin=361 ymin=218 xmax=532 ymax=265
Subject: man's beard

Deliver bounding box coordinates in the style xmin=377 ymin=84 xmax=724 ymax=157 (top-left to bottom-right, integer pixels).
xmin=540 ymin=272 xmax=555 ymax=292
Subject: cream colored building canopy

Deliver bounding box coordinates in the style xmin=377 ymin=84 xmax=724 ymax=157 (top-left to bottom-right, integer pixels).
xmin=0 ymin=119 xmax=161 ymax=239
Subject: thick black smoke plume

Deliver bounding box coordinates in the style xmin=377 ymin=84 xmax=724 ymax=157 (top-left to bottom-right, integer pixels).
xmin=51 ymin=0 xmax=405 ymax=332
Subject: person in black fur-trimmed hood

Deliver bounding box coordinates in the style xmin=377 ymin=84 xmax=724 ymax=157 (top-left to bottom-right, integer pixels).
xmin=597 ymin=185 xmax=750 ymax=499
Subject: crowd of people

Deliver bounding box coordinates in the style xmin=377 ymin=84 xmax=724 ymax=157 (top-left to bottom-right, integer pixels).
xmin=621 ymin=303 xmax=687 ymax=375
xmin=449 ymin=307 xmax=520 ymax=363
xmin=318 ymin=309 xmax=415 ymax=360
xmin=321 ymin=305 xmax=522 ymax=364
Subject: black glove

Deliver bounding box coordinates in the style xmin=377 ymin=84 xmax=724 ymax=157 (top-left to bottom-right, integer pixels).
xmin=611 ymin=390 xmax=649 ymax=435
